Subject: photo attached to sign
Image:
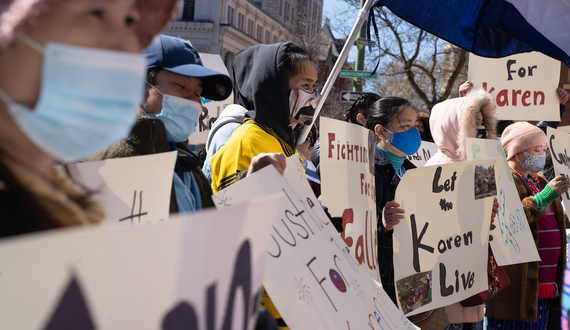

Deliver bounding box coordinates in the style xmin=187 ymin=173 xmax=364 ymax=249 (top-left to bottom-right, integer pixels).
xmin=474 ymin=161 xmax=497 ymax=200
xmin=396 ymin=271 xmax=432 ymax=314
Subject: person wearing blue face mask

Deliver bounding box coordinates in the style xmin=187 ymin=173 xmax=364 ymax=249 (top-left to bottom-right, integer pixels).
xmin=102 ymin=35 xmax=286 ymax=214
xmin=101 ymin=35 xmax=232 ymax=214
xmin=362 ymin=97 xmax=420 ymax=305
xmin=0 ymin=0 xmax=177 ymax=238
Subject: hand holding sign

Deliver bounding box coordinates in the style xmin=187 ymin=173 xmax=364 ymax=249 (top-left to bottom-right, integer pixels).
xmin=548 ymin=175 xmax=570 ymax=195
xmin=383 ymin=202 xmax=404 ymax=232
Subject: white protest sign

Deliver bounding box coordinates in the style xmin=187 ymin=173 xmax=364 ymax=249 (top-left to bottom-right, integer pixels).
xmin=557 ymin=126 xmax=570 ymax=134
xmin=320 ymin=117 xmax=379 ymax=281
xmin=73 ymin=152 xmax=177 ymax=226
xmin=213 ymin=160 xmax=418 ymax=330
xmin=0 ymin=195 xmax=281 ymax=330
xmin=394 ymin=160 xmax=497 ymax=316
xmin=465 ymin=138 xmax=540 ymax=266
xmin=547 ymin=127 xmax=570 ymax=211
xmin=188 ymin=53 xmax=234 ymax=145
xmin=407 ymin=141 xmax=438 ymax=167
xmin=468 ymin=52 xmax=560 ymax=121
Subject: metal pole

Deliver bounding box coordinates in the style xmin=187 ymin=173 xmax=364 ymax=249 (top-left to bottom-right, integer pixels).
xmin=353 ymin=0 xmax=366 ymax=92
xmin=299 ymin=0 xmax=374 ymax=144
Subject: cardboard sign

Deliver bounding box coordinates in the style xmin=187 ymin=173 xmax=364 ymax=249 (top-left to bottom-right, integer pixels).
xmin=468 ymin=52 xmax=560 ymax=121
xmin=557 ymin=126 xmax=570 ymax=134
xmin=465 ymin=138 xmax=540 ymax=265
xmin=72 ymin=152 xmax=177 ymax=226
xmin=320 ymin=117 xmax=379 ymax=281
xmin=0 ymin=195 xmax=282 ymax=330
xmin=394 ymin=160 xmax=497 ymax=316
xmin=407 ymin=141 xmax=438 ymax=167
xmin=547 ymin=127 xmax=570 ymax=211
xmin=213 ymin=159 xmax=418 ymax=330
xmin=187 ymin=53 xmax=234 ymax=145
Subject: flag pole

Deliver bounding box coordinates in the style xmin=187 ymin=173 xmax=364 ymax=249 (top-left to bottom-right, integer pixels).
xmin=298 ymin=0 xmax=375 ymax=144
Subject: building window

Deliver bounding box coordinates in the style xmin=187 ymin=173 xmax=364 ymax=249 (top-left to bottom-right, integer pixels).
xmin=247 ymin=19 xmax=254 ymax=36
xmin=265 ymin=31 xmax=271 ymax=43
xmin=182 ymin=0 xmax=195 ymax=21
xmin=313 ymin=4 xmax=317 ymax=19
xmin=279 ymin=0 xmax=282 ymax=16
xmin=257 ymin=25 xmax=263 ymax=41
xmin=291 ymin=8 xmax=294 ymax=23
xmin=238 ymin=13 xmax=245 ymax=31
xmin=227 ymin=6 xmax=235 ymax=25
xmin=284 ymin=3 xmax=289 ymax=21
xmin=273 ymin=35 xmax=278 ymax=43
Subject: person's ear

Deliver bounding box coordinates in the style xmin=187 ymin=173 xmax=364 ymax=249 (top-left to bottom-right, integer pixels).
xmin=374 ymin=124 xmax=384 ymax=138
xmin=356 ymin=113 xmax=366 ymax=125
xmin=516 ymin=151 xmax=526 ymax=162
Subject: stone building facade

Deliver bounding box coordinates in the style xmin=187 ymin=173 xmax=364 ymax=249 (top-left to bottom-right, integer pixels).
xmin=163 ymin=0 xmax=323 ymax=74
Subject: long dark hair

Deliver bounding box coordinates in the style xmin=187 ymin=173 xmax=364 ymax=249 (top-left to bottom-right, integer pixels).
xmin=345 ymin=93 xmax=381 ymax=125
xmin=364 ymin=97 xmax=412 ymax=131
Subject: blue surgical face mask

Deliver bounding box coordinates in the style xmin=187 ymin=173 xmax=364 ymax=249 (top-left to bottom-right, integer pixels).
xmin=0 ymin=36 xmax=145 ymax=163
xmin=516 ymin=150 xmax=546 ymax=173
xmin=383 ymin=126 xmax=422 ymax=155
xmin=144 ymin=84 xmax=202 ymax=143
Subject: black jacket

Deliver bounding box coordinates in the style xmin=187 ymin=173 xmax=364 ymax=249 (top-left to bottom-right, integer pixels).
xmin=375 ymin=150 xmax=416 ymax=306
xmin=102 ymin=116 xmax=214 ymax=213
xmin=232 ymin=42 xmax=296 ymax=150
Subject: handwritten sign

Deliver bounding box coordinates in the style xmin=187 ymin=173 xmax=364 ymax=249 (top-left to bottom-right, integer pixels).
xmin=187 ymin=53 xmax=234 ymax=145
xmin=465 ymin=138 xmax=540 ymax=266
xmin=72 ymin=152 xmax=177 ymax=226
xmin=394 ymin=160 xmax=497 ymax=316
xmin=213 ymin=159 xmax=418 ymax=330
xmin=0 ymin=195 xmax=281 ymax=329
xmin=407 ymin=141 xmax=438 ymax=167
xmin=547 ymin=127 xmax=570 ymax=211
xmin=320 ymin=117 xmax=379 ymax=281
xmin=469 ymin=52 xmax=560 ymax=121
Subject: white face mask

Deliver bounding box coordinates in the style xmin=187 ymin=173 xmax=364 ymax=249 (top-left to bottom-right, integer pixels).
xmin=144 ymin=84 xmax=202 ymax=143
xmin=0 ymin=36 xmax=146 ymax=163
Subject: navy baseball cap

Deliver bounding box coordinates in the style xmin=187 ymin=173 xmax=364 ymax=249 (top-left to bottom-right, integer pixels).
xmin=143 ymin=35 xmax=232 ymax=101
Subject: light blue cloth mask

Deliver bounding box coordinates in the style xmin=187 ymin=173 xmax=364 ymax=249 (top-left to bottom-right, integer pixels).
xmin=517 ymin=150 xmax=546 ymax=173
xmin=0 ymin=36 xmax=146 ymax=163
xmin=145 ymin=84 xmax=202 ymax=142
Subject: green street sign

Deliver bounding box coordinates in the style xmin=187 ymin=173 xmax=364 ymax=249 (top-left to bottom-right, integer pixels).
xmin=354 ymin=38 xmax=375 ymax=47
xmin=339 ymin=70 xmax=377 ymax=79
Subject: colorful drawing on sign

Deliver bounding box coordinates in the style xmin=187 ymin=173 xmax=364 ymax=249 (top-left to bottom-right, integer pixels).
xmin=293 ymin=276 xmax=313 ymax=306
xmin=465 ymin=138 xmax=539 ymax=266
xmin=396 ymin=271 xmax=432 ymax=314
xmin=474 ymin=161 xmax=497 ymax=200
xmin=330 ymin=269 xmax=347 ymax=292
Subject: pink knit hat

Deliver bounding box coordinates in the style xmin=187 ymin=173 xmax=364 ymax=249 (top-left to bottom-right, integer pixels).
xmin=501 ymin=122 xmax=547 ymax=160
xmin=0 ymin=0 xmax=177 ymax=53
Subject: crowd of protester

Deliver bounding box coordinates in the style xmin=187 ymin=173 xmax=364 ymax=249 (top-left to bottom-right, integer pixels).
xmin=1 ymin=1 xmax=570 ymax=330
